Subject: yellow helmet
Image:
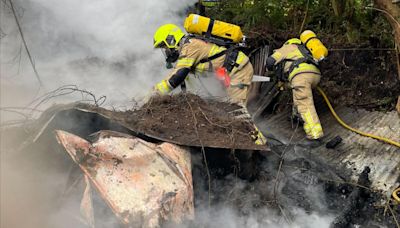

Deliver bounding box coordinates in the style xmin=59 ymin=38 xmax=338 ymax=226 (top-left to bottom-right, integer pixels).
xmin=153 ymin=24 xmax=185 ymax=49
xmin=284 ymin=38 xmax=302 ymax=45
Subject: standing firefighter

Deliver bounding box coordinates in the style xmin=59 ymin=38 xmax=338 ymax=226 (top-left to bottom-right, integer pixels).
xmin=152 ymin=21 xmax=267 ymax=145
xmin=266 ymin=30 xmax=328 ymax=146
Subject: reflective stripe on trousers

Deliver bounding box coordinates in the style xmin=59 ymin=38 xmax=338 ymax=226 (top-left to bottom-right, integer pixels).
xmin=302 ymin=110 xmax=323 ymax=139
xmin=291 ymin=72 xmax=323 ymax=139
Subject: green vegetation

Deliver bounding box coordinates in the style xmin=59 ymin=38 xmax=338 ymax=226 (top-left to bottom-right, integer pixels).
xmin=205 ymin=0 xmax=395 ymax=47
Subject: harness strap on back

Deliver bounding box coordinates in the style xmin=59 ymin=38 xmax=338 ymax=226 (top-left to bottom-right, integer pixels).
xmin=288 ymin=57 xmax=309 ymax=76
xmin=196 ymin=46 xmax=240 ymax=72
xmin=277 ymin=44 xmax=319 ymax=81
xmin=206 ymin=19 xmax=215 ymax=38
xmin=198 ymin=49 xmax=227 ymax=64
xmin=297 ymin=44 xmax=318 ymax=65
xmin=184 ymin=37 xmax=242 ymax=74
xmin=223 ymin=48 xmax=240 ymax=72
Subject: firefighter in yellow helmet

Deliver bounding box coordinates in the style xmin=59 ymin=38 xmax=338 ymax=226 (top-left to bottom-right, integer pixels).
xmin=152 ymin=23 xmax=267 ymax=145
xmin=266 ymin=32 xmax=327 ymax=147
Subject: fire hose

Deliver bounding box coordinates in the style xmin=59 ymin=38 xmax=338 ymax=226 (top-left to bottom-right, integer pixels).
xmin=393 ymin=187 xmax=400 ymax=204
xmin=317 ymin=87 xmax=400 ymax=204
xmin=316 ymin=86 xmax=400 ymax=148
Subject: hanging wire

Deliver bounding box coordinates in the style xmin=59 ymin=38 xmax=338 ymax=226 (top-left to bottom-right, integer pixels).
xmin=0 ymin=85 xmax=106 ymax=128
xmin=8 ymin=0 xmax=43 ymax=87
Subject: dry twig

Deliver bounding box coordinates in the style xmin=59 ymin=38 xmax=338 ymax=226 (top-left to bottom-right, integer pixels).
xmin=8 ymin=0 xmax=43 ymax=87
xmin=184 ymin=94 xmax=212 ymax=208
xmin=387 ymin=202 xmax=400 ymax=228
xmin=299 ymin=0 xmax=310 ymax=34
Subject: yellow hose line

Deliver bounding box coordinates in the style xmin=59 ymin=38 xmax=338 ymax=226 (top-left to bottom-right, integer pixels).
xmin=316 ymin=86 xmax=400 ymax=148
xmin=393 ymin=187 xmax=400 ymax=203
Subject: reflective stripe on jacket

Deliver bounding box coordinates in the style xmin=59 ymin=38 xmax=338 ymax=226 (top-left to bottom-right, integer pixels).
xmin=165 ymin=38 xmax=251 ymax=87
xmin=270 ymin=44 xmax=320 ymax=81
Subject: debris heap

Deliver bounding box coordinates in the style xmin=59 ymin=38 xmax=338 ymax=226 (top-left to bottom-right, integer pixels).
xmin=78 ymin=93 xmax=266 ymax=150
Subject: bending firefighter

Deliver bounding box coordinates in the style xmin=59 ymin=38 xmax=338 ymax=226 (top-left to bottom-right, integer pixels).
xmin=266 ymin=30 xmax=328 ymax=146
xmin=152 ymin=23 xmax=267 ymax=145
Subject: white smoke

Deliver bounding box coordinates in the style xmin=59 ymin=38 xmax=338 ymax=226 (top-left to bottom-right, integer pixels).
xmin=1 ymin=1 xmax=338 ymax=227
xmin=1 ymin=0 xmax=198 ymax=227
xmin=192 ymin=205 xmax=334 ymax=228
xmin=0 ymin=0 xmax=196 ymax=113
xmin=188 ymin=174 xmax=335 ymax=228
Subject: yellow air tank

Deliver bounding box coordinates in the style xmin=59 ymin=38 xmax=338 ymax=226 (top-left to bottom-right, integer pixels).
xmin=184 ymin=14 xmax=244 ymax=43
xmin=300 ymin=30 xmax=328 ymax=61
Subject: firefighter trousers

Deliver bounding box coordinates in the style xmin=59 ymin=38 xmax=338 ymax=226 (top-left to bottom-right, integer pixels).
xmin=290 ymin=73 xmax=323 ymax=139
xmin=226 ymin=61 xmax=254 ymax=105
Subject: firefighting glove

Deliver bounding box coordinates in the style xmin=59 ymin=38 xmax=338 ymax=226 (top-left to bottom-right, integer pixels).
xmin=255 ymin=132 xmax=267 ymax=145
xmin=250 ymin=126 xmax=267 ymax=145
xmin=250 ymin=131 xmax=267 ymax=145
xmin=154 ymin=79 xmax=173 ymax=95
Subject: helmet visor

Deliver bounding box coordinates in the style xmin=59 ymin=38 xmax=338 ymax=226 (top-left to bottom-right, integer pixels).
xmin=165 ymin=35 xmax=176 ymax=48
xmin=154 ymin=35 xmax=177 ymax=49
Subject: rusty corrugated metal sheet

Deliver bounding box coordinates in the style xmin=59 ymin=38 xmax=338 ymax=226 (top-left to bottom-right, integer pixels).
xmin=56 ymin=130 xmax=194 ymax=227
xmin=257 ymin=107 xmax=400 ymax=193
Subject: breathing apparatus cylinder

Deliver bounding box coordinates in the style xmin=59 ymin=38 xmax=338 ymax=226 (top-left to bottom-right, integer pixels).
xmin=184 ymin=14 xmax=244 ymax=43
xmin=300 ymin=30 xmax=328 ymax=61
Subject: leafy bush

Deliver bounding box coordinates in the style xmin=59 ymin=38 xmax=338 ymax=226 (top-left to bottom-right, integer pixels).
xmin=204 ymin=0 xmax=393 ymax=47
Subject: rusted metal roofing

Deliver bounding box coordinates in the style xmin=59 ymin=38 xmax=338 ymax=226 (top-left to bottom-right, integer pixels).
xmin=56 ymin=130 xmax=194 ymax=227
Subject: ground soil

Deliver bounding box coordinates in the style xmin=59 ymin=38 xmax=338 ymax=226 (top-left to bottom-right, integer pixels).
xmin=77 ymin=93 xmax=267 ymax=150
xmin=191 ymin=144 xmax=400 ymax=228
xmin=319 ymin=48 xmax=399 ymax=111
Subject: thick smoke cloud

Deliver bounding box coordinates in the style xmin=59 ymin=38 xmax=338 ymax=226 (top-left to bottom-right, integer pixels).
xmin=192 ymin=205 xmax=334 ymax=228
xmin=1 ymin=1 xmax=199 ymax=227
xmin=1 ymin=0 xmax=196 ymax=111
xmin=1 ymin=1 xmax=336 ymax=227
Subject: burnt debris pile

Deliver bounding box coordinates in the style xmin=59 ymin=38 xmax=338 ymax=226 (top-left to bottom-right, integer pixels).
xmin=78 ymin=93 xmax=266 ymax=150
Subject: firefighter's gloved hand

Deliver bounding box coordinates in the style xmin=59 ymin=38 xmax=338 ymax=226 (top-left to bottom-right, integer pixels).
xmin=251 ymin=130 xmax=267 ymax=145
xmin=154 ymin=79 xmax=173 ymax=95
xmin=143 ymin=80 xmax=172 ymax=103
xmin=250 ymin=126 xmax=267 ymax=145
